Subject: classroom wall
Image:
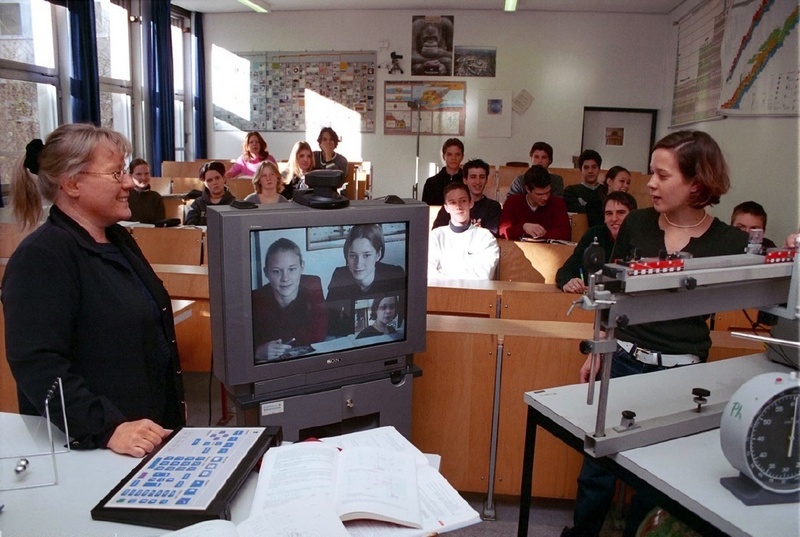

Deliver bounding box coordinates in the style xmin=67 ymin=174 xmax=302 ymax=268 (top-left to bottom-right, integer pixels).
xmin=202 ymin=8 xmax=798 ymax=240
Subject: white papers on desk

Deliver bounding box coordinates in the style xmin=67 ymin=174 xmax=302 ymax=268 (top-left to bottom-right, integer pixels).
xmin=320 ymin=426 xmax=429 ymax=468
xmin=162 ymin=426 xmax=479 ymax=536
xmin=161 ymin=495 xmax=349 ymax=537
xmin=254 ymin=426 xmax=478 ymax=536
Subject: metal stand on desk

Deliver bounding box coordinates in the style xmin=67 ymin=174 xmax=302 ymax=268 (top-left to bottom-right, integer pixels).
xmin=0 ymin=378 xmax=70 ymax=491
xmin=577 ymin=253 xmax=795 ymax=456
xmin=518 ymin=251 xmax=797 ymax=536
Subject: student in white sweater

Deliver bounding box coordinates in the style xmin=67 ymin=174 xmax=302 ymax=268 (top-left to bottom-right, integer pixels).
xmin=428 ymin=182 xmax=499 ymax=280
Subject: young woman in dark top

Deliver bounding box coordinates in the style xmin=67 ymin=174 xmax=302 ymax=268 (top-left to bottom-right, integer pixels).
xmin=185 ymin=161 xmax=236 ymax=226
xmin=563 ymin=131 xmax=748 ymax=537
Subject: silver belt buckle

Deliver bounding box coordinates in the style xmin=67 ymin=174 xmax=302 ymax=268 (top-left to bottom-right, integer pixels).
xmin=634 ymin=348 xmax=658 ymax=365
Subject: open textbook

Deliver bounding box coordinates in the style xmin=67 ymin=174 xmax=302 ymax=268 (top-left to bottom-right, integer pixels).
xmin=162 ymin=427 xmax=479 ymax=536
xmin=253 ymin=442 xmax=423 ymax=528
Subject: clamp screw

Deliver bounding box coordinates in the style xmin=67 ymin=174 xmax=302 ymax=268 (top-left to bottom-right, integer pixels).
xmin=692 ymin=388 xmax=710 ymax=412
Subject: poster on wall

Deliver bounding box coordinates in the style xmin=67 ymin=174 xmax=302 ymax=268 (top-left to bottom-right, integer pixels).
xmin=454 ymin=46 xmax=496 ymax=77
xmin=411 ymin=16 xmax=454 ymax=76
xmin=718 ymin=0 xmax=799 ymax=116
xmin=211 ymin=50 xmax=376 ymax=133
xmin=477 ymin=89 xmax=512 ymax=137
xmin=384 ymin=81 xmax=466 ymax=135
xmin=605 ymin=127 xmax=624 ymax=146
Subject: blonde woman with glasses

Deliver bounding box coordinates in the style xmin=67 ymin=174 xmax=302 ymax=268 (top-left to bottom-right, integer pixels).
xmin=4 ymin=123 xmax=185 ymax=458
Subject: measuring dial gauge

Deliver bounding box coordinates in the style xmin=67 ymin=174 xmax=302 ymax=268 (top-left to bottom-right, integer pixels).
xmin=720 ymin=371 xmax=800 ymax=493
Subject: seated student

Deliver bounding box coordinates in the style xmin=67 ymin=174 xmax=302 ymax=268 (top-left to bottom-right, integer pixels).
xmin=244 ymin=161 xmax=290 ymax=205
xmin=730 ymin=200 xmax=776 ymax=248
xmin=281 ymin=140 xmax=314 ymax=200
xmin=225 ymin=131 xmax=277 ymax=178
xmin=252 ymin=238 xmax=327 ymax=362
xmin=185 ymin=161 xmax=236 ymax=226
xmin=505 ymin=141 xmax=565 ymax=201
xmin=429 ymin=182 xmax=500 ymax=280
xmin=431 ymin=158 xmax=502 ymax=236
xmin=584 ymin=165 xmax=632 ymax=227
xmin=421 ymin=138 xmax=464 ymax=205
xmin=326 ymin=224 xmax=406 ymax=336
xmin=557 ymin=191 xmax=637 ymax=293
xmin=127 ymin=158 xmax=166 ymax=224
xmin=313 ymin=127 xmax=348 ymax=175
xmin=499 ymin=165 xmax=571 ymax=241
xmin=564 ymin=149 xmax=604 ymax=227
xmin=356 ymin=294 xmax=401 ymax=339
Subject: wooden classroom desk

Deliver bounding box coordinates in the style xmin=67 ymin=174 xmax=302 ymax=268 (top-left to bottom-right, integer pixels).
xmin=415 ymin=283 xmax=764 ymax=503
xmin=413 ymin=313 xmax=594 ymax=505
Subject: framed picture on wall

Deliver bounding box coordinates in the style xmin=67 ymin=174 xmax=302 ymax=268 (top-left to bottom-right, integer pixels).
xmin=411 ymin=16 xmax=454 ymax=76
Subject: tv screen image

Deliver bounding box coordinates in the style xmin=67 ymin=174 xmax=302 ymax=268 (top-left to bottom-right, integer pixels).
xmin=207 ymin=201 xmax=428 ymax=399
xmin=249 ymin=223 xmax=409 ymax=364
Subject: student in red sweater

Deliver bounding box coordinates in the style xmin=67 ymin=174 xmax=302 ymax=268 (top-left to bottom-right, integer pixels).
xmin=499 ymin=165 xmax=571 ymax=241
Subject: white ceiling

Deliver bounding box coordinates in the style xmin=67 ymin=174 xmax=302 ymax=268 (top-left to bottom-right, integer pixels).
xmin=172 ymin=0 xmax=687 ymax=15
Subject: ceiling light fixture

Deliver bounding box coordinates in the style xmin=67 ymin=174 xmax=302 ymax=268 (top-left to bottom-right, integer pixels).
xmin=504 ymin=0 xmax=518 ymax=11
xmin=237 ymin=0 xmax=269 ymax=13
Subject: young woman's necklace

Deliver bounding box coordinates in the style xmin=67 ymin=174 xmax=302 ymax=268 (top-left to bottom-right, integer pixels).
xmin=663 ymin=211 xmax=708 ymax=229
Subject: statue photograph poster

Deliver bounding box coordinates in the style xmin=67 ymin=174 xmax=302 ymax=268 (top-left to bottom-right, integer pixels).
xmin=411 ymin=16 xmax=454 ymax=76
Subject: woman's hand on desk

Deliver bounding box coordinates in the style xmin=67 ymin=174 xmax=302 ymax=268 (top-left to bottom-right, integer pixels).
xmin=107 ymin=419 xmax=171 ymax=457
xmin=562 ymin=277 xmax=587 ymax=294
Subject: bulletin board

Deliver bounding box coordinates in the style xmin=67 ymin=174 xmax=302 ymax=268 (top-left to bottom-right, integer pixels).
xmin=213 ymin=50 xmax=377 ymax=133
xmin=384 ymin=81 xmax=466 ymax=136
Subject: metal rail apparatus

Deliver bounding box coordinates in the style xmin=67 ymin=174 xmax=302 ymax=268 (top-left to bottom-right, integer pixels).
xmin=571 ymin=243 xmax=798 ymax=457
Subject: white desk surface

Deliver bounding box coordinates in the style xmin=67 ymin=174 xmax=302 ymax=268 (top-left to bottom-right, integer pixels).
xmin=0 ymin=413 xmax=257 ymax=537
xmin=523 ymin=353 xmax=799 ymax=537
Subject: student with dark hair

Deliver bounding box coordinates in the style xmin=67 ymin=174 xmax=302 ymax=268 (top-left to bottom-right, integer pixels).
xmin=421 ymin=138 xmax=464 ymax=205
xmin=562 ymin=131 xmax=748 ymax=537
xmin=252 ymin=238 xmax=327 ymax=362
xmin=584 ymin=165 xmax=632 ymax=228
xmin=431 ymin=158 xmax=502 ymax=236
xmin=499 ymin=165 xmax=571 ymax=241
xmin=506 ymin=141 xmax=565 ymax=200
xmin=313 ymin=127 xmax=348 ymax=175
xmin=127 ymin=158 xmax=165 ymax=224
xmin=356 ymin=294 xmax=400 ymax=339
xmin=730 ymin=200 xmax=776 ymax=248
xmin=185 ymin=161 xmax=236 ymax=226
xmin=226 ymin=131 xmax=277 ymax=178
xmin=564 ymin=149 xmax=604 ymax=226
xmin=557 ymin=191 xmax=637 ymax=293
xmin=429 ymin=182 xmax=499 ymax=280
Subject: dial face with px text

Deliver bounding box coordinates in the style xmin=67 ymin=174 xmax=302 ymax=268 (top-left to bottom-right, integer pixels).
xmin=746 ymin=387 xmax=800 ymax=491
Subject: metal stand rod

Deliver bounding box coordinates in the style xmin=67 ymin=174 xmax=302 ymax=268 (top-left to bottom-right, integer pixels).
xmin=517 ymin=406 xmax=537 ymax=537
xmin=412 ymin=104 xmax=421 ymax=199
xmin=593 ymin=328 xmax=615 ymax=438
xmin=482 ymin=336 xmax=504 ymax=521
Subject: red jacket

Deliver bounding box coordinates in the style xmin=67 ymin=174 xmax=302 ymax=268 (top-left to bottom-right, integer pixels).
xmin=499 ymin=194 xmax=571 ymax=241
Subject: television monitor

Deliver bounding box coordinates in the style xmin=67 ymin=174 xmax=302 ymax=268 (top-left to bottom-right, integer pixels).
xmin=207 ymin=200 xmax=429 ymax=400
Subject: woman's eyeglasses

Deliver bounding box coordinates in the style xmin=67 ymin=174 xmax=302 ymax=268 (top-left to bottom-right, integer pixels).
xmin=79 ymin=170 xmax=130 ymax=183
